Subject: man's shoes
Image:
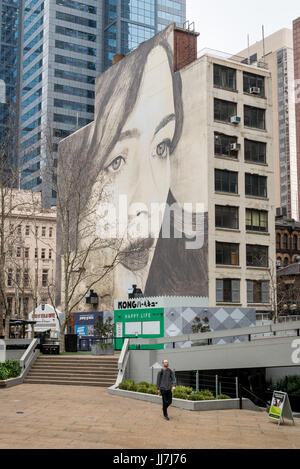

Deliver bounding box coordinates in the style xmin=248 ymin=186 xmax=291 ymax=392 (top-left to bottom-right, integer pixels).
xmin=163 ymin=415 xmax=170 ymax=421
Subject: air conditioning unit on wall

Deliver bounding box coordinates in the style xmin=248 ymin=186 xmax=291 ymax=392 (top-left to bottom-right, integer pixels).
xmin=231 ymin=116 xmax=241 ymax=124
xmin=250 ymin=87 xmax=261 ymax=95
xmin=230 ymin=143 xmax=241 ymax=151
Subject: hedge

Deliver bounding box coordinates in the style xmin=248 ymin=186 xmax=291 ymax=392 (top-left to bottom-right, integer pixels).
xmin=0 ymin=360 xmax=21 ymax=380
xmin=118 ymin=381 xmax=231 ymax=401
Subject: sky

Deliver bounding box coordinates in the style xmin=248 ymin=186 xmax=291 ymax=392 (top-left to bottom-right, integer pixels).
xmin=186 ymin=0 xmax=299 ymax=54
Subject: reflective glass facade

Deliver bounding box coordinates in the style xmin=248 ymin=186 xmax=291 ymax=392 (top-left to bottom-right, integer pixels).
xmin=0 ymin=0 xmax=22 ymax=160
xmin=103 ymin=0 xmax=186 ymax=70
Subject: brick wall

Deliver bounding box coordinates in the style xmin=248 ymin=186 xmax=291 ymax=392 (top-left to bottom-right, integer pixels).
xmin=174 ymin=28 xmax=198 ymax=72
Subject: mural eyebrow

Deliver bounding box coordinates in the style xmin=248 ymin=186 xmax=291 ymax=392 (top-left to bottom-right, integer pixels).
xmin=118 ymin=128 xmax=140 ymax=141
xmin=154 ymin=113 xmax=176 ymax=136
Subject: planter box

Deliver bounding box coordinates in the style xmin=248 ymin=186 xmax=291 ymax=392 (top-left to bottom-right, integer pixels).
xmin=0 ymin=376 xmax=23 ymax=388
xmin=108 ymin=387 xmax=261 ymax=412
xmin=91 ymin=344 xmax=114 ymax=356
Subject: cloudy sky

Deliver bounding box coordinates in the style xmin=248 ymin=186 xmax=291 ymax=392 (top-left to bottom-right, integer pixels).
xmin=186 ymin=0 xmax=299 ymax=54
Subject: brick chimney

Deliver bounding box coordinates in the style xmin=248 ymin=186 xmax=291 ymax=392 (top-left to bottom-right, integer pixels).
xmin=174 ymin=26 xmax=199 ymax=72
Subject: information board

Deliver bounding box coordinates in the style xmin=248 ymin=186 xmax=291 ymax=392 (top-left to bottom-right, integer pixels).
xmin=269 ymin=391 xmax=295 ymax=426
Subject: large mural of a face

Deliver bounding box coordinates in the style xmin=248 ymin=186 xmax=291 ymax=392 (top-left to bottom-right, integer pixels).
xmin=58 ymin=25 xmax=208 ymax=307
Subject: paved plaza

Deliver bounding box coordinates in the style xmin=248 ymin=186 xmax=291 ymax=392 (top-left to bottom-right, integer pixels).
xmin=0 ymin=384 xmax=299 ymax=449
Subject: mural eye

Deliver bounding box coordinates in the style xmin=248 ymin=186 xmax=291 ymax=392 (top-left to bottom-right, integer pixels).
xmin=107 ymin=156 xmax=125 ymax=172
xmin=153 ymin=139 xmax=171 ymax=159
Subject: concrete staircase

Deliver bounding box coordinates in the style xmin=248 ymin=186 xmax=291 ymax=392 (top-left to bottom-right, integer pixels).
xmin=24 ymin=355 xmax=119 ymax=387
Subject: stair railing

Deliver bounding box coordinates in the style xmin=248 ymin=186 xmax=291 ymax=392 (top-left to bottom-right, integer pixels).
xmin=111 ymin=338 xmax=130 ymax=389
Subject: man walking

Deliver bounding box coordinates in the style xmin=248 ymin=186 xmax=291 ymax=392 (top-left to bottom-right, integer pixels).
xmin=157 ymin=360 xmax=176 ymax=420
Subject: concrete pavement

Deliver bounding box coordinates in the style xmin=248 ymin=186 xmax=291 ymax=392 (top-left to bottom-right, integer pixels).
xmin=0 ymin=383 xmax=299 ymax=449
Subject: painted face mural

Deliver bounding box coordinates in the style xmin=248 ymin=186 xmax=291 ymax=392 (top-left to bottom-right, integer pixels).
xmin=57 ymin=26 xmax=208 ymax=307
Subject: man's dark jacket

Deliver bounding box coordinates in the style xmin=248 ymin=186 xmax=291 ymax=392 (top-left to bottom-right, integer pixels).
xmin=157 ymin=368 xmax=176 ymax=391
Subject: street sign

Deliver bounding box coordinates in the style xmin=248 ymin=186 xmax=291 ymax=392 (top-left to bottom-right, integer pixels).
xmin=269 ymin=391 xmax=295 ymax=426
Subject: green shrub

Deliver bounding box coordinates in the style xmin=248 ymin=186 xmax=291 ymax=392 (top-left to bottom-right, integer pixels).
xmin=217 ymin=394 xmax=231 ymax=400
xmin=137 ymin=381 xmax=150 ymax=387
xmin=147 ymin=384 xmax=158 ymax=395
xmin=0 ymin=360 xmax=21 ymax=380
xmin=136 ymin=384 xmax=149 ymax=393
xmin=270 ymin=375 xmax=300 ymax=396
xmin=188 ymin=392 xmax=207 ymax=401
xmin=173 ymin=389 xmax=188 ymax=400
xmin=118 ymin=379 xmax=136 ymax=391
xmin=174 ymin=385 xmax=193 ymax=395
xmin=199 ymin=389 xmax=215 ymax=399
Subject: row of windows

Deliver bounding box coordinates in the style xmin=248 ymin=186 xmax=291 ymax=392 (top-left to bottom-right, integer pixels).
xmin=56 ymin=10 xmax=96 ymax=28
xmin=54 ymin=98 xmax=94 ymax=114
xmin=24 ymin=2 xmax=44 ymax=30
xmin=215 ymin=169 xmax=267 ymax=198
xmin=55 ymin=54 xmax=96 ymax=70
xmin=216 ymin=205 xmax=268 ymax=232
xmin=22 ymin=73 xmax=42 ymax=96
xmin=9 ymin=223 xmax=53 ymax=237
xmin=22 ymin=87 xmax=41 ymax=108
xmin=55 ymin=40 xmax=96 ymax=57
xmin=214 ymin=99 xmax=266 ymax=130
xmin=216 ymin=242 xmax=269 ymax=268
xmin=53 ymin=113 xmax=92 ymax=126
xmin=276 ymin=233 xmax=300 ymax=251
xmin=21 ymin=102 xmax=41 ymax=124
xmin=23 ymin=30 xmax=43 ymax=54
xmin=54 ymin=68 xmax=95 ymax=85
xmin=215 ymin=133 xmax=267 ymax=164
xmin=23 ymin=59 xmax=42 ymax=84
xmin=56 ymin=0 xmax=96 ymax=14
xmin=7 ymin=267 xmax=50 ymax=288
xmin=22 ymin=116 xmax=41 ymax=136
xmin=55 ymin=25 xmax=96 ymax=43
xmin=214 ymin=64 xmax=265 ymax=97
xmin=54 ymin=82 xmax=94 ymax=99
xmin=24 ymin=16 xmax=43 ymax=42
xmin=216 ymin=279 xmax=269 ymax=304
xmin=24 ymin=0 xmax=41 ymax=16
xmin=157 ymin=0 xmax=183 ymax=11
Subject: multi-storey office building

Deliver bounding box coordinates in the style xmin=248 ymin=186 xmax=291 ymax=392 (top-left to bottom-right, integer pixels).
xmin=237 ymin=29 xmax=298 ymax=221
xmin=0 ymin=0 xmax=23 ymax=176
xmin=20 ymin=0 xmax=186 ymax=206
xmin=293 ymin=18 xmax=300 ymax=223
xmin=57 ymin=24 xmax=276 ymax=316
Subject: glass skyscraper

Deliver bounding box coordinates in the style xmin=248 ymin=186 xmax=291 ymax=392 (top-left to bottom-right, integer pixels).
xmin=19 ymin=0 xmax=186 ymax=205
xmin=104 ymin=0 xmax=186 ymax=69
xmin=0 ymin=0 xmax=22 ymax=176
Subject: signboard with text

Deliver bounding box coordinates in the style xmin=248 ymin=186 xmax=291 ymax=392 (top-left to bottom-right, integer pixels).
xmin=269 ymin=391 xmax=295 ymax=425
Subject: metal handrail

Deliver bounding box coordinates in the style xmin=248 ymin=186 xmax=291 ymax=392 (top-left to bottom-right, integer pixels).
xmin=129 ymin=321 xmax=300 ymax=347
xmin=20 ymin=339 xmax=39 ymax=371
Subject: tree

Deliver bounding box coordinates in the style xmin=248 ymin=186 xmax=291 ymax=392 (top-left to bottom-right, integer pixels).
xmin=42 ymin=122 xmax=148 ymax=352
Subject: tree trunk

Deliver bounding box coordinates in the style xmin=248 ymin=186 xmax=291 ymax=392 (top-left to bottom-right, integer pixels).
xmin=4 ymin=314 xmax=10 ymax=339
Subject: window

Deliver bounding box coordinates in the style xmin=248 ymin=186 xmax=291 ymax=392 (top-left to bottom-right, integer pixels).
xmin=24 ymin=269 xmax=29 ymax=287
xmin=244 ymin=139 xmax=266 ymax=164
xmin=56 ymin=11 xmax=96 ymax=28
xmin=244 ymin=105 xmax=266 ymax=130
xmin=246 ymin=209 xmax=268 ymax=232
xmin=17 ymin=225 xmax=22 ymax=235
xmin=214 ymin=64 xmax=236 ymax=91
xmin=41 ymin=248 xmax=46 ymax=259
xmin=216 ymin=279 xmax=240 ymax=303
xmin=216 ymin=242 xmax=239 ymax=266
xmin=7 ymin=298 xmax=12 ymax=314
xmin=7 ymin=268 xmax=13 ymax=287
xmin=215 ymin=205 xmax=239 ymax=230
xmin=49 ymin=249 xmax=52 ymax=259
xmin=243 ymin=72 xmax=265 ymax=96
xmin=293 ymin=235 xmax=298 ymax=251
xmin=25 ymin=247 xmax=30 ymax=258
xmin=23 ymin=297 xmax=29 ymax=316
xmin=247 ymin=280 xmax=269 ymax=304
xmin=16 ymin=247 xmax=21 ymax=258
xmin=215 ymin=169 xmax=238 ymax=194
xmin=42 ymin=226 xmax=46 ymax=237
xmin=276 ymin=233 xmax=281 ymax=250
xmin=35 ymin=226 xmax=38 ymax=236
xmin=246 ymin=245 xmax=268 ymax=267
xmin=49 ymin=227 xmax=53 ymax=238
xmin=35 ymin=248 xmax=38 ymax=258
xmin=283 ymin=234 xmax=289 ymax=250
xmin=214 ymin=133 xmax=238 ymax=159
xmin=25 ymin=225 xmax=30 ymax=236
xmin=214 ymin=99 xmax=237 ymax=123
xmin=42 ymin=269 xmax=48 ymax=287
xmin=245 ymin=173 xmax=267 ymax=198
